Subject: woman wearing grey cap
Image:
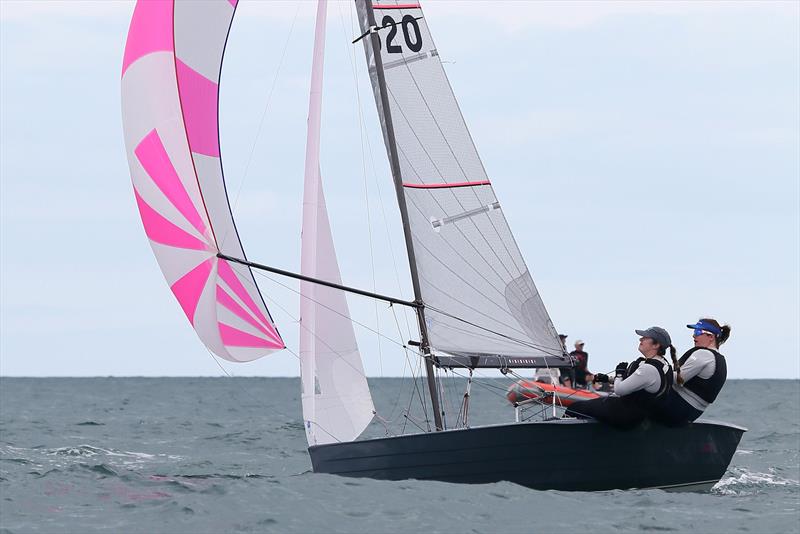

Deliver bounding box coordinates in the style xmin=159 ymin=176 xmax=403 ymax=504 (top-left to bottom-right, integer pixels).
xmin=565 ymin=327 xmax=676 ymax=429
xmin=650 ymin=318 xmax=731 ymax=426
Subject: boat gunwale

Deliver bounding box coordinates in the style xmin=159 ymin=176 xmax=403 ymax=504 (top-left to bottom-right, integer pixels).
xmin=308 ymin=418 xmax=747 ymax=452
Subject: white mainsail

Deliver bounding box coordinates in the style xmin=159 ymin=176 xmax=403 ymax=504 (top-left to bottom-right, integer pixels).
xmin=355 ymin=0 xmax=563 ymax=359
xmin=300 ymin=0 xmax=375 ymax=446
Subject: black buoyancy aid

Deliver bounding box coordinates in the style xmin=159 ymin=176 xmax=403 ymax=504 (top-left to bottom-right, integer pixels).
xmin=678 ymin=347 xmax=727 ymax=403
xmin=623 ymin=357 xmax=673 ymax=407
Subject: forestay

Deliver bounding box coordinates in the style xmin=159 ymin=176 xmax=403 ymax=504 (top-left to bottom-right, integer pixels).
xmin=355 ymin=1 xmax=564 ymax=361
xmin=121 ymin=0 xmax=284 ymax=362
xmin=300 ymin=0 xmax=374 ymax=446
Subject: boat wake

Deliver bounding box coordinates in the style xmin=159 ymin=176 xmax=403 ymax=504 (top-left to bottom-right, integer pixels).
xmin=713 ymin=467 xmax=799 ymax=495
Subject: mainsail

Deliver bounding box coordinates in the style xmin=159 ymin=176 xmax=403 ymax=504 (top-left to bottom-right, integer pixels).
xmin=121 ymin=0 xmax=284 ymax=362
xmin=300 ymin=0 xmax=374 ymax=446
xmin=355 ymin=1 xmax=564 ymax=361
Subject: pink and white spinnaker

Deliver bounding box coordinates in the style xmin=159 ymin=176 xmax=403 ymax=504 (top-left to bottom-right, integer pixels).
xmin=121 ymin=0 xmax=284 ymax=361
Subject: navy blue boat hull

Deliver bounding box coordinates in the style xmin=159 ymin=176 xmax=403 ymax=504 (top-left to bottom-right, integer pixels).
xmin=308 ymin=419 xmax=745 ymax=491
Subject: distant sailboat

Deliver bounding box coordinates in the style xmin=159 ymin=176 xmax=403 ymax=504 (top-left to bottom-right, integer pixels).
xmin=121 ymin=0 xmax=744 ymax=491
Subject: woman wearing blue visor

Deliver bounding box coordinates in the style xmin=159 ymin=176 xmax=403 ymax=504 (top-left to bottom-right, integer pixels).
xmin=651 ymin=318 xmax=731 ymax=426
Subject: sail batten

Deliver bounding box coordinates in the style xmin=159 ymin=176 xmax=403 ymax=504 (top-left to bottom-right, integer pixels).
xmin=122 ymin=0 xmax=284 ymax=362
xmin=356 ymin=0 xmax=565 ymax=363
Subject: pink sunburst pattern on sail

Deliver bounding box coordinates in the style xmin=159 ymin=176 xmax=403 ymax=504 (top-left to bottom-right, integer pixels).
xmin=216 ymin=286 xmax=281 ymax=343
xmin=217 ymin=260 xmax=278 ymax=336
xmin=171 ymin=258 xmax=214 ymax=324
xmin=219 ymin=323 xmax=282 ymax=349
xmin=122 ymin=0 xmax=284 ymax=362
xmin=133 ymin=190 xmax=208 ymax=251
xmin=135 ymin=129 xmax=210 ymax=239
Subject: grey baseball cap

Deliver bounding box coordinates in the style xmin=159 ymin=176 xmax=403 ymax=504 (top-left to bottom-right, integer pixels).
xmin=635 ymin=326 xmax=672 ymax=348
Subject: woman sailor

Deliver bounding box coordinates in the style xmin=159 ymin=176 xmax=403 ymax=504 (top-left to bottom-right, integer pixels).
xmin=565 ymin=326 xmax=675 ymax=429
xmin=650 ymin=318 xmax=730 ymax=426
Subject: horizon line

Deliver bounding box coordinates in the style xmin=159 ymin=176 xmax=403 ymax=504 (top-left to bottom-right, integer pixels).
xmin=1 ymin=375 xmax=797 ymax=380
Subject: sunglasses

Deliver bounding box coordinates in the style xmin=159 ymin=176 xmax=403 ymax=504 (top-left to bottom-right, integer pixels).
xmin=693 ymin=329 xmax=715 ymax=337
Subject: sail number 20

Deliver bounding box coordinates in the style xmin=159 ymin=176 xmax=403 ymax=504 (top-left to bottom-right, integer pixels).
xmin=382 ymin=15 xmax=423 ymax=54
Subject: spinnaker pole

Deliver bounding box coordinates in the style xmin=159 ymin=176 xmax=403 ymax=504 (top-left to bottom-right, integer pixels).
xmin=362 ymin=0 xmax=444 ymax=431
xmin=218 ymin=253 xmax=418 ymax=309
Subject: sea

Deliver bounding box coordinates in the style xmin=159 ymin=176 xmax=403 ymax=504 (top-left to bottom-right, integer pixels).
xmin=0 ymin=378 xmax=797 ymax=534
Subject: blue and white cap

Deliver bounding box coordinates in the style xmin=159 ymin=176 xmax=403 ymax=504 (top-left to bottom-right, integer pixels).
xmin=686 ymin=321 xmax=721 ymax=336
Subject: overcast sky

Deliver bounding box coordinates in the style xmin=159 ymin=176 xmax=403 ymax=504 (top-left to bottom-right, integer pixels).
xmin=1 ymin=1 xmax=798 ymax=378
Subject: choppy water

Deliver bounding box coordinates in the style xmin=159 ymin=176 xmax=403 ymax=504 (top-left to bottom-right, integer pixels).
xmin=1 ymin=378 xmax=797 ymax=533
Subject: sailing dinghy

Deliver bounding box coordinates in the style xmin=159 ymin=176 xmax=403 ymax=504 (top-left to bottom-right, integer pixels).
xmin=121 ymin=0 xmax=744 ymax=491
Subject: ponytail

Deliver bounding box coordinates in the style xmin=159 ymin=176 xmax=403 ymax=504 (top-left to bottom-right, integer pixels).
xmin=669 ymin=344 xmax=683 ymax=385
xmin=718 ymin=324 xmax=732 ymax=346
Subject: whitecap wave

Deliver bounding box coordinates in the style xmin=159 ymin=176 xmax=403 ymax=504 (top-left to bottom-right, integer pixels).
xmin=1 ymin=444 xmax=184 ymax=472
xmin=713 ymin=467 xmax=799 ymax=495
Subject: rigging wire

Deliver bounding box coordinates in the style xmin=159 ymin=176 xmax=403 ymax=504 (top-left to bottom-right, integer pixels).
xmin=223 ymin=268 xmax=551 ymax=432
xmin=251 ymin=253 xmax=561 ymax=429
xmin=255 ymin=275 xmax=422 ymax=439
xmin=346 ymin=2 xmax=415 ymax=345
xmin=221 ymin=2 xmax=302 ymax=250
xmin=251 ymin=267 xmax=434 ymax=435
xmin=251 ymin=268 xmax=419 ymax=359
xmin=258 ymin=279 xmax=369 ymax=380
xmin=251 ymin=252 xmax=561 ymax=420
xmin=390 ymin=303 xmax=431 ymax=431
xmin=336 ymin=1 xmax=382 ymax=377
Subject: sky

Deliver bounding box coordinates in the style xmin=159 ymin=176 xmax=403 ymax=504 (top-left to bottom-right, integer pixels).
xmin=1 ymin=0 xmax=798 ymax=378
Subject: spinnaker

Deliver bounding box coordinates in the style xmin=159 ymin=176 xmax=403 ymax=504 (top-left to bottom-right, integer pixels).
xmin=121 ymin=0 xmax=284 ymax=362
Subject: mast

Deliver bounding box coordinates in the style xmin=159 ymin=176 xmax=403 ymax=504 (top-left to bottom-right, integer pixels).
xmin=362 ymin=0 xmax=443 ymax=431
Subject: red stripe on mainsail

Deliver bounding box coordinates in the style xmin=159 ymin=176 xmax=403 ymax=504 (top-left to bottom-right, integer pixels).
xmin=373 ymin=4 xmax=421 ymax=9
xmin=403 ymin=180 xmax=491 ymax=189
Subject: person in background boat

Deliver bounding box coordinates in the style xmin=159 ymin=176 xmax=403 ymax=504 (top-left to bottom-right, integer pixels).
xmin=649 ymin=318 xmax=730 ymax=426
xmin=569 ymin=340 xmax=593 ymax=388
xmin=564 ymin=327 xmax=675 ymax=429
xmin=558 ymin=337 xmax=593 ymax=389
